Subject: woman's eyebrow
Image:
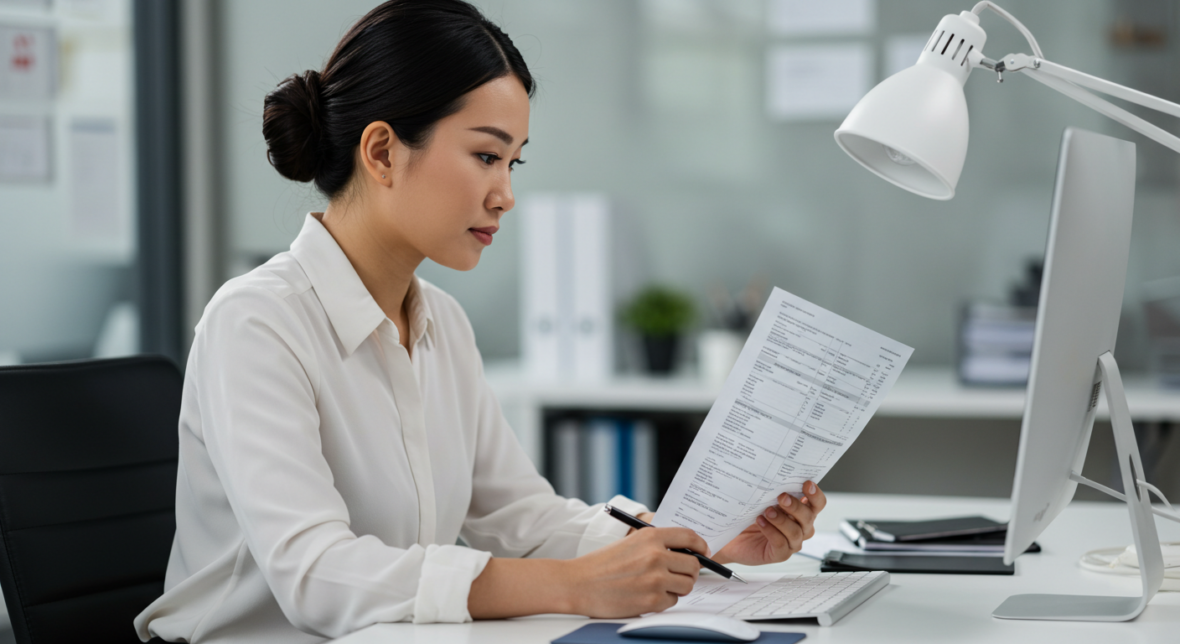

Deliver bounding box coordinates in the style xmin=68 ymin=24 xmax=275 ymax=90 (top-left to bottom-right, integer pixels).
xmin=469 ymin=126 xmax=528 ymax=147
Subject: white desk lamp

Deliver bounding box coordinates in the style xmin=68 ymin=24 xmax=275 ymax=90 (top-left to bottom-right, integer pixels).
xmin=835 ymin=1 xmax=1180 ymax=200
xmin=834 ymin=1 xmax=1180 ymax=623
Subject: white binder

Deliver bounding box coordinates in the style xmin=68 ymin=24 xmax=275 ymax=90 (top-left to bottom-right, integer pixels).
xmin=569 ymin=195 xmax=612 ymax=382
xmin=521 ymin=194 xmax=614 ymax=382
xmin=520 ymin=195 xmax=564 ymax=380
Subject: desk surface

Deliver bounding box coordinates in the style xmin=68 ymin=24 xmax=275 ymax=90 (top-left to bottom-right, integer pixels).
xmin=331 ymin=493 xmax=1180 ymax=644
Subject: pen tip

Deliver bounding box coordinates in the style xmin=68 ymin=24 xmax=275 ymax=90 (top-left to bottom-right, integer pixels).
xmin=732 ymin=573 xmax=748 ymax=583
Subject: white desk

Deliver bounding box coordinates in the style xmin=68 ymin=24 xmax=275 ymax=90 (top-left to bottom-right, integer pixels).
xmin=331 ymin=493 xmax=1180 ymax=644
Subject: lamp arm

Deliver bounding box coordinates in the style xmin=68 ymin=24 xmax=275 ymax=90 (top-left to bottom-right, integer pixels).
xmin=1005 ymin=54 xmax=1180 ymax=119
xmin=1023 ymin=66 xmax=1180 ymax=156
xmin=973 ymin=51 xmax=1180 ymax=154
xmin=967 ymin=3 xmax=1180 ymax=153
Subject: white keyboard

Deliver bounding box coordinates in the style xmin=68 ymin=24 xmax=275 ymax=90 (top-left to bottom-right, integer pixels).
xmin=720 ymin=571 xmax=890 ymax=626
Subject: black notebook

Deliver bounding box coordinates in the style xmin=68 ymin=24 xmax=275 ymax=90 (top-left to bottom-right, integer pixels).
xmin=821 ymin=551 xmax=1015 ymax=575
xmin=845 ymin=516 xmax=1006 ymax=542
xmin=838 ymin=516 xmax=1040 ymax=554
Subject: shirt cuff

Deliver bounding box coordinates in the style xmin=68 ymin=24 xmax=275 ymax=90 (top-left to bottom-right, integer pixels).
xmin=412 ymin=544 xmax=493 ymax=624
xmin=575 ymin=495 xmax=650 ymax=557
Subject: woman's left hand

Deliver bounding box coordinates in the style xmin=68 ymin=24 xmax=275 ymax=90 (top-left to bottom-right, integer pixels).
xmin=712 ymin=481 xmax=827 ymax=566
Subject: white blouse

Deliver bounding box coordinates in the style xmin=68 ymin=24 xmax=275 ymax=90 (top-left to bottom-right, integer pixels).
xmin=135 ymin=214 xmax=646 ymax=643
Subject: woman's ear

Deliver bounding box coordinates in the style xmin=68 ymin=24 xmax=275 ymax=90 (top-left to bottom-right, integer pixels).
xmin=359 ymin=121 xmax=404 ymax=186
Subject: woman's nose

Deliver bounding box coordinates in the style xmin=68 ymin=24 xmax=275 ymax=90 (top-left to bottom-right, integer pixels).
xmin=487 ymin=173 xmax=515 ymax=212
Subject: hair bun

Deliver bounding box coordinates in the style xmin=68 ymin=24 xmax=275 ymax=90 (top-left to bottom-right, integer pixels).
xmin=263 ymin=70 xmax=325 ymax=183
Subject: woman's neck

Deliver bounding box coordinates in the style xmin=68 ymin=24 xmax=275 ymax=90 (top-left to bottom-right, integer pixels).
xmin=316 ymin=201 xmax=424 ymax=346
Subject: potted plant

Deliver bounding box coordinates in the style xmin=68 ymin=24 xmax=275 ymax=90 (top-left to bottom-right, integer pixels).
xmin=620 ymin=285 xmax=696 ymax=375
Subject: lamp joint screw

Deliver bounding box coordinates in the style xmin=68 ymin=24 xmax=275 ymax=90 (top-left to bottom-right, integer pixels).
xmin=993 ymin=60 xmax=1007 ymax=83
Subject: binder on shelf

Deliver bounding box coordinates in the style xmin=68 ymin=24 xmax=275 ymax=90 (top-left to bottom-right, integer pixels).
xmin=583 ymin=418 xmax=621 ymax=505
xmin=570 ymin=195 xmax=612 ymax=382
xmin=546 ymin=415 xmax=659 ymax=509
xmin=521 ymin=195 xmax=564 ymax=380
xmin=616 ymin=419 xmax=633 ymax=500
xmin=520 ymin=194 xmax=615 ymax=382
xmin=551 ymin=419 xmax=582 ymax=500
xmin=630 ymin=420 xmax=658 ymax=509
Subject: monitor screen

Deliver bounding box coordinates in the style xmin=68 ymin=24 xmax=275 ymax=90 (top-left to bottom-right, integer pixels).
xmin=1004 ymin=127 xmax=1137 ymax=564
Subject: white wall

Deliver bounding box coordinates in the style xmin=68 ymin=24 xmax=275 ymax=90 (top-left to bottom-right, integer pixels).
xmin=215 ymin=0 xmax=1180 ymax=367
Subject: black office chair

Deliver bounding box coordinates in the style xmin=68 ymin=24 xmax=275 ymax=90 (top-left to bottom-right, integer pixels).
xmin=0 ymin=356 xmax=180 ymax=644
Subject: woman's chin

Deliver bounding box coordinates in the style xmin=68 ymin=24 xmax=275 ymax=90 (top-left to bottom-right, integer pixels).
xmin=433 ymin=252 xmax=482 ymax=272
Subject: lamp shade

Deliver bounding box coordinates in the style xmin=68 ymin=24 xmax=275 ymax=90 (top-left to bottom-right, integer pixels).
xmin=835 ymin=11 xmax=987 ymax=200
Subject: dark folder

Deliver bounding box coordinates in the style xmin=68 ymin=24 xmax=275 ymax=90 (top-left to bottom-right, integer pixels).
xmin=849 ymin=516 xmax=1006 ymax=542
xmin=840 ymin=517 xmax=1041 ymax=554
xmin=552 ymin=623 xmax=806 ymax=644
xmin=820 ymin=551 xmax=1015 ymax=575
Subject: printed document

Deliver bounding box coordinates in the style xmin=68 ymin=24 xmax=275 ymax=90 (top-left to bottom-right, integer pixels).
xmin=653 ymin=287 xmax=913 ymax=553
xmin=664 ymin=573 xmax=780 ymax=614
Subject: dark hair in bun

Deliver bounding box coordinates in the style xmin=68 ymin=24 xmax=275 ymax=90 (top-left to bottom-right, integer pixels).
xmin=263 ymin=0 xmax=534 ymax=198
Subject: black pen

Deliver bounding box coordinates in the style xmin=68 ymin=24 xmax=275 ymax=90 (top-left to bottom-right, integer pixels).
xmin=604 ymin=505 xmax=747 ymax=583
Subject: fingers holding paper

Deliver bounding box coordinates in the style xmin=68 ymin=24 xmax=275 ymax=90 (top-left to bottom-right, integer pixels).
xmin=781 ymin=480 xmax=827 ymax=540
xmin=713 ymin=481 xmax=827 ymax=566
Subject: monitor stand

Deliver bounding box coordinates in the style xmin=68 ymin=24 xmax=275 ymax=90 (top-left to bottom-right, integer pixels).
xmin=993 ymin=352 xmax=1166 ymax=621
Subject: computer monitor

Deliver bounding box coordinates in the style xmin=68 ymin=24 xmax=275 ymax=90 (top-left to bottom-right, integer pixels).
xmin=996 ymin=127 xmax=1165 ymax=621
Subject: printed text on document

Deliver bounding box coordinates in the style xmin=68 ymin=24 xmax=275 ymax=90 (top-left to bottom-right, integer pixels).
xmin=653 ymin=287 xmax=914 ymax=553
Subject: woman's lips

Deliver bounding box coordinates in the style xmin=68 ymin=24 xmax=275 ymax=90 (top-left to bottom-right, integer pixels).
xmin=469 ymin=226 xmax=497 ymax=246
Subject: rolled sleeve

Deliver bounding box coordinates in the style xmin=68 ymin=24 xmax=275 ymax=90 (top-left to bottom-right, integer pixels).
xmin=412 ymin=545 xmax=493 ymax=624
xmin=576 ymin=495 xmax=649 ymax=557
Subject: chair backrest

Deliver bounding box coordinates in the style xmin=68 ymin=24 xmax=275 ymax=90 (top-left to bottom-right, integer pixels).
xmin=0 ymin=356 xmax=180 ymax=644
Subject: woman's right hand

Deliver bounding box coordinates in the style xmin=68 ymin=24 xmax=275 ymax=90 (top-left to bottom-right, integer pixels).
xmin=563 ymin=527 xmax=706 ymax=617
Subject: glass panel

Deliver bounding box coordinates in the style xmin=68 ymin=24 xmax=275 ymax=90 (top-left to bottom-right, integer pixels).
xmin=0 ymin=0 xmax=137 ymax=365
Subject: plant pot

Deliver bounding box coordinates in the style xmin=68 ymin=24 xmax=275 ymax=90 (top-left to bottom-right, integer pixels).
xmin=698 ymin=329 xmax=745 ymax=385
xmin=642 ymin=334 xmax=680 ymax=375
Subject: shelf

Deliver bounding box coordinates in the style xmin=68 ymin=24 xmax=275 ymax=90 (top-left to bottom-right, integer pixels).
xmin=485 ymin=362 xmax=1180 ymax=421
xmin=485 ymin=362 xmax=1180 ymax=467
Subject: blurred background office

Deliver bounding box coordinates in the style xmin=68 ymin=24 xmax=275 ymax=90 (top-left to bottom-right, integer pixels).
xmin=2 ymin=0 xmax=1180 ymax=614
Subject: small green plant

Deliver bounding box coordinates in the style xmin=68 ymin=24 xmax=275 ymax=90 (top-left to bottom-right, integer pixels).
xmin=620 ymin=285 xmax=696 ymax=338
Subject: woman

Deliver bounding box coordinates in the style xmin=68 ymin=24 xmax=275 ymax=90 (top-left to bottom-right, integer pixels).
xmin=135 ymin=1 xmax=826 ymax=641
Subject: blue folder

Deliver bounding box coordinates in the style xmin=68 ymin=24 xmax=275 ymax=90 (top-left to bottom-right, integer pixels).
xmin=552 ymin=622 xmax=806 ymax=644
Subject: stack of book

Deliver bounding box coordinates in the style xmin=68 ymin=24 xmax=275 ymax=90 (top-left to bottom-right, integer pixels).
xmin=548 ymin=417 xmax=658 ymax=509
xmin=838 ymin=515 xmax=1039 ymax=556
xmin=958 ymin=302 xmax=1037 ymax=386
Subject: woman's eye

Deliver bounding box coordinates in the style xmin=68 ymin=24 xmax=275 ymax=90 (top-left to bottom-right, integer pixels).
xmin=509 ymin=159 xmax=526 ymax=171
xmin=477 ymin=153 xmax=497 ymax=165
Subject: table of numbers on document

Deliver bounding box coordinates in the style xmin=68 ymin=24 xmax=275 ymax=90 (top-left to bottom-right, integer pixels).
xmin=655 ymin=288 xmax=913 ymax=552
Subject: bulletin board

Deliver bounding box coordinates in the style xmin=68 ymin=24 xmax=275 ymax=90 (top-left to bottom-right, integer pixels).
xmin=0 ymin=0 xmax=135 ymax=259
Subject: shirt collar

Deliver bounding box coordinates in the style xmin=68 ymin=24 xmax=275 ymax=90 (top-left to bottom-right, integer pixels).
xmin=290 ymin=213 xmax=435 ymax=355
xmin=404 ymin=273 xmax=437 ymax=349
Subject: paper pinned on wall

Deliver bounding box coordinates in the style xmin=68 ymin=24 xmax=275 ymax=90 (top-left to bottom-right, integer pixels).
xmin=0 ymin=115 xmax=50 ymax=182
xmin=70 ymin=118 xmax=123 ymax=237
xmin=885 ymin=33 xmax=935 ymax=78
xmin=0 ymin=23 xmax=56 ymax=100
xmin=766 ymin=44 xmax=872 ymax=121
xmin=55 ymin=0 xmax=117 ymax=22
xmin=0 ymin=0 xmax=51 ymax=8
xmin=767 ymin=0 xmax=876 ymax=36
